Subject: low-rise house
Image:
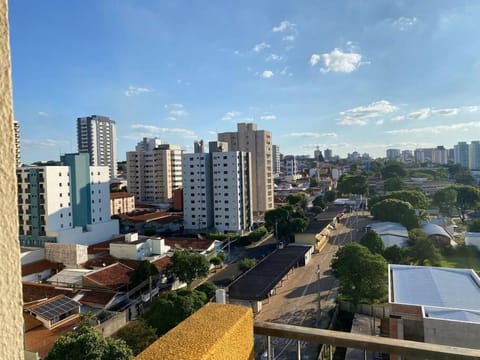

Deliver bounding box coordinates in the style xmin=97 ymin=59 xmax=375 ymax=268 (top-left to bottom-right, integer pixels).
xmin=119 ymin=211 xmax=182 ymax=234
xmin=82 ymin=263 xmax=133 ymax=291
xmin=22 ymin=259 xmax=63 ymax=282
xmin=367 ymin=222 xmax=409 ymax=248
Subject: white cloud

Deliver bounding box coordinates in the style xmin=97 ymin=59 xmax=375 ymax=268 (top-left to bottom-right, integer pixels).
xmin=222 ymin=111 xmax=240 ymax=121
xmin=319 ymin=48 xmax=362 ymax=73
xmin=289 ymin=132 xmax=337 ymax=138
xmin=462 ymin=105 xmax=480 ymax=113
xmin=283 ymin=35 xmax=296 ymax=42
xmin=130 ymin=124 xmax=195 ymax=137
xmin=385 ymin=121 xmax=480 ymax=135
xmin=260 ymin=114 xmax=276 ymax=121
xmin=392 ymin=17 xmax=418 ymax=31
xmin=431 ymin=108 xmax=459 ymax=116
xmin=338 ymin=100 xmax=398 ymax=126
xmin=310 ymin=54 xmax=320 ymax=66
xmin=22 ymin=139 xmax=68 ymax=147
xmin=406 ymin=108 xmax=431 ymax=120
xmin=376 ymin=119 xmax=384 ymax=125
xmin=265 ymin=54 xmax=282 ymax=62
xmin=253 ymin=42 xmax=270 ymax=52
xmin=391 ymin=115 xmax=405 ymax=122
xmin=124 ymin=86 xmax=154 ymax=96
xmin=261 ymin=70 xmax=274 ymax=79
xmin=169 ymin=109 xmax=187 ymax=117
xmin=279 ymin=66 xmax=292 ymax=76
xmin=37 ymin=111 xmax=49 ymax=117
xmin=272 ymin=20 xmax=296 ymax=33
xmin=164 ymin=103 xmax=187 ymax=119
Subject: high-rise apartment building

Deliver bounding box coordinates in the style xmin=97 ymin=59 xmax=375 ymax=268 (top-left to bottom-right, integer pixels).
xmin=126 ymin=138 xmax=183 ymax=204
xmin=17 ymin=153 xmax=118 ymax=247
xmin=13 ymin=120 xmax=20 ymax=166
xmin=324 ymin=148 xmax=332 ymax=162
xmin=183 ymin=141 xmax=252 ymax=234
xmin=77 ymin=115 xmax=117 ymax=178
xmin=432 ymin=146 xmax=448 ymax=165
xmin=284 ymin=155 xmax=297 ymax=176
xmin=454 ymin=142 xmax=470 ymax=168
xmin=272 ymin=145 xmax=281 ymax=177
xmin=386 ymin=149 xmax=401 ymax=160
xmin=218 ymin=123 xmax=273 ymax=216
xmin=469 ymin=141 xmax=480 ymax=170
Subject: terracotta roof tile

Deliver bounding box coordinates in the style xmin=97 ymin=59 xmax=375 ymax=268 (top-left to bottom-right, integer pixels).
xmin=82 ymin=254 xmax=141 ymax=270
xmin=22 ymin=282 xmax=78 ymax=303
xmin=110 ymin=192 xmax=134 ymax=199
xmin=151 ymin=256 xmax=171 ymax=272
xmin=84 ymin=263 xmax=133 ymax=289
xmin=78 ymin=290 xmax=117 ymax=307
xmin=22 ymin=260 xmax=63 ymax=276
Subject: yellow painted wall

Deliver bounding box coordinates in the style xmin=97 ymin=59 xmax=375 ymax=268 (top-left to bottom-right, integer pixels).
xmin=136 ymin=303 xmax=254 ymax=360
xmin=0 ymin=0 xmax=25 ymax=357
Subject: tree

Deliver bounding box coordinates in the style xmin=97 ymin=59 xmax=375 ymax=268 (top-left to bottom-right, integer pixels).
xmin=433 ymin=185 xmax=480 ymax=221
xmin=238 ymin=257 xmax=257 ymax=272
xmin=324 ymin=190 xmax=336 ymax=203
xmin=360 ymin=231 xmax=385 ymax=255
xmin=432 ymin=187 xmax=458 ymax=216
xmin=167 ymin=251 xmax=209 ymax=287
xmin=370 ymin=199 xmax=419 ymax=229
xmin=337 ymin=174 xmax=368 ymax=195
xmin=286 ymin=193 xmax=308 ymax=210
xmin=468 ymin=219 xmax=480 ymax=232
xmin=265 ymin=205 xmax=308 ymax=242
xmin=407 ymin=229 xmax=442 ymax=266
xmin=383 ymin=245 xmax=405 ymax=264
xmin=331 ymin=243 xmax=388 ymax=304
xmin=46 ymin=323 xmax=133 ymax=360
xmin=129 ymin=260 xmax=158 ymax=289
xmin=381 ymin=162 xmax=407 ymax=179
xmin=369 ymin=190 xmax=429 ymax=209
xmin=312 ymin=195 xmax=326 ymax=209
xmin=384 ymin=177 xmax=404 ymax=192
xmin=209 ymin=256 xmax=222 ymax=270
xmin=116 ymin=320 xmax=158 ymax=356
xmin=310 ymin=178 xmax=319 ymax=188
xmin=196 ymin=282 xmax=217 ymax=300
xmin=144 ymin=288 xmax=207 ymax=336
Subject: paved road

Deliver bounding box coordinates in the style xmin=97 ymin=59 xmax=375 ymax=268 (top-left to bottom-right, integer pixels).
xmin=254 ymin=212 xmax=374 ymax=360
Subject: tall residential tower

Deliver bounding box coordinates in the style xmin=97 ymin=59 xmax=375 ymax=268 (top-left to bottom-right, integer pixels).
xmin=77 ymin=115 xmax=117 ymax=178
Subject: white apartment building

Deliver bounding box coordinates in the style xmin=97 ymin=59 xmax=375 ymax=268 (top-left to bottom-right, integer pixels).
xmin=183 ymin=141 xmax=253 ymax=234
xmin=126 ymin=138 xmax=183 ymax=204
xmin=386 ymin=148 xmax=401 ymax=160
xmin=432 ymin=146 xmax=448 ymax=165
xmin=454 ymin=141 xmax=469 ymax=168
xmin=77 ymin=115 xmax=117 ymax=178
xmin=18 ymin=153 xmax=118 ymax=247
xmin=470 ymin=141 xmax=480 ymax=170
xmin=284 ymin=155 xmax=297 ymax=176
xmin=218 ymin=123 xmax=273 ymax=217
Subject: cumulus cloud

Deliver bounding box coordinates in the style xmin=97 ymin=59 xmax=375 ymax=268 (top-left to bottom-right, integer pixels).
xmin=164 ymin=103 xmax=187 ymax=119
xmin=288 ymin=132 xmax=337 ymax=138
xmin=431 ymin=108 xmax=459 ymax=116
xmin=124 ymin=86 xmax=154 ymax=96
xmin=130 ymin=124 xmax=195 ymax=137
xmin=376 ymin=119 xmax=385 ymax=125
xmin=283 ymin=35 xmax=296 ymax=42
xmin=318 ymin=48 xmax=362 ymax=73
xmin=222 ymin=111 xmax=240 ymax=121
xmin=337 ymin=100 xmax=398 ymax=125
xmin=37 ymin=111 xmax=49 ymax=117
xmin=266 ymin=54 xmax=282 ymax=62
xmin=392 ymin=17 xmax=418 ymax=31
xmin=272 ymin=20 xmax=296 ymax=33
xmin=261 ymin=70 xmax=274 ymax=79
xmin=253 ymin=42 xmax=270 ymax=52
xmin=406 ymin=108 xmax=431 ymax=120
xmin=385 ymin=121 xmax=480 ymax=135
xmin=260 ymin=114 xmax=276 ymax=121
xmin=310 ymin=54 xmax=320 ymax=66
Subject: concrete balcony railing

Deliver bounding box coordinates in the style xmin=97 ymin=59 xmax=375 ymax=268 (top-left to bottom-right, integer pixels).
xmin=136 ymin=303 xmax=480 ymax=360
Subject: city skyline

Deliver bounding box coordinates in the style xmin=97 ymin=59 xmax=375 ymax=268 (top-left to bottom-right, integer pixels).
xmin=9 ymin=1 xmax=480 ymax=163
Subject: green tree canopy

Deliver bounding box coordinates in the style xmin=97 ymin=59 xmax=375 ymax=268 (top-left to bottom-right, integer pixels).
xmin=337 ymin=174 xmax=368 ymax=195
xmin=369 ymin=190 xmax=429 ymax=209
xmin=407 ymin=229 xmax=442 ymax=266
xmin=144 ymin=288 xmax=207 ymax=336
xmin=331 ymin=243 xmax=388 ymax=304
xmin=324 ymin=190 xmax=336 ymax=203
xmin=360 ymin=230 xmax=385 ymax=255
xmin=432 ymin=185 xmax=480 ymax=220
xmin=265 ymin=204 xmax=308 ymax=242
xmin=381 ymin=162 xmax=407 ymax=179
xmin=448 ymin=163 xmax=476 ymax=185
xmin=116 ymin=320 xmax=157 ymax=356
xmin=383 ymin=245 xmax=405 ymax=264
xmin=46 ymin=323 xmax=133 ymax=360
xmin=468 ymin=219 xmax=480 ymax=232
xmin=384 ymin=177 xmax=404 ymax=192
xmin=238 ymin=257 xmax=257 ymax=272
xmin=129 ymin=260 xmax=159 ymax=288
xmin=195 ymin=282 xmax=217 ymax=300
xmin=286 ymin=193 xmax=308 ymax=210
xmin=167 ymin=251 xmax=209 ymax=286
xmin=370 ymin=199 xmax=419 ymax=229
xmin=312 ymin=195 xmax=326 ymax=209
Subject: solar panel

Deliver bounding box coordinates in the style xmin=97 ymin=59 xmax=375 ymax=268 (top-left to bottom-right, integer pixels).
xmin=31 ymin=296 xmax=80 ymax=321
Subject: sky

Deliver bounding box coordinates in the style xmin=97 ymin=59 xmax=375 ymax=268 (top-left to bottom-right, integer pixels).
xmin=8 ymin=0 xmax=480 ymax=163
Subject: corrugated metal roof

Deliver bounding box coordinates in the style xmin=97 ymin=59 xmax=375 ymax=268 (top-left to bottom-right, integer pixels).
xmin=425 ymin=307 xmax=480 ymax=323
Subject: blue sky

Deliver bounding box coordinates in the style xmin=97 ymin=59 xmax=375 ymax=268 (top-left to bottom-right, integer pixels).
xmin=9 ymin=0 xmax=480 ymax=163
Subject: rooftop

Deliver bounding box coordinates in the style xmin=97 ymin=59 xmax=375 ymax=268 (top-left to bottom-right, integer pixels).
xmin=21 ymin=259 xmax=63 ymax=277
xmin=110 ymin=192 xmax=134 ymax=199
xmin=83 ymin=262 xmax=133 ymax=289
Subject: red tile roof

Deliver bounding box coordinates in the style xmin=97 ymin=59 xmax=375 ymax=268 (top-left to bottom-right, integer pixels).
xmin=22 ymin=282 xmax=77 ymax=303
xmin=110 ymin=192 xmax=134 ymax=199
xmin=151 ymin=256 xmax=171 ymax=272
xmin=83 ymin=263 xmax=133 ymax=289
xmin=78 ymin=290 xmax=117 ymax=307
xmin=22 ymin=260 xmax=63 ymax=276
xmin=87 ymin=235 xmax=125 ymax=254
xmin=82 ymin=254 xmax=141 ymax=270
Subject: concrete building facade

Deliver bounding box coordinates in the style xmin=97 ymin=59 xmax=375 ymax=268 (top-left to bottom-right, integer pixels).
xmin=126 ymin=138 xmax=183 ymax=204
xmin=470 ymin=140 xmax=480 ymax=170
xmin=110 ymin=192 xmax=135 ymax=215
xmin=218 ymin=123 xmax=273 ymax=217
xmin=454 ymin=141 xmax=470 ymax=168
xmin=77 ymin=115 xmax=117 ymax=178
xmin=272 ymin=144 xmax=281 ymax=176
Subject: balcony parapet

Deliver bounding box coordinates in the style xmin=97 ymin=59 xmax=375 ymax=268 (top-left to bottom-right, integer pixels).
xmin=136 ymin=303 xmax=253 ymax=360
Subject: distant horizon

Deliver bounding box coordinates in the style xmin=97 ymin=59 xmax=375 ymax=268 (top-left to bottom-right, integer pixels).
xmin=9 ymin=1 xmax=480 ymax=163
